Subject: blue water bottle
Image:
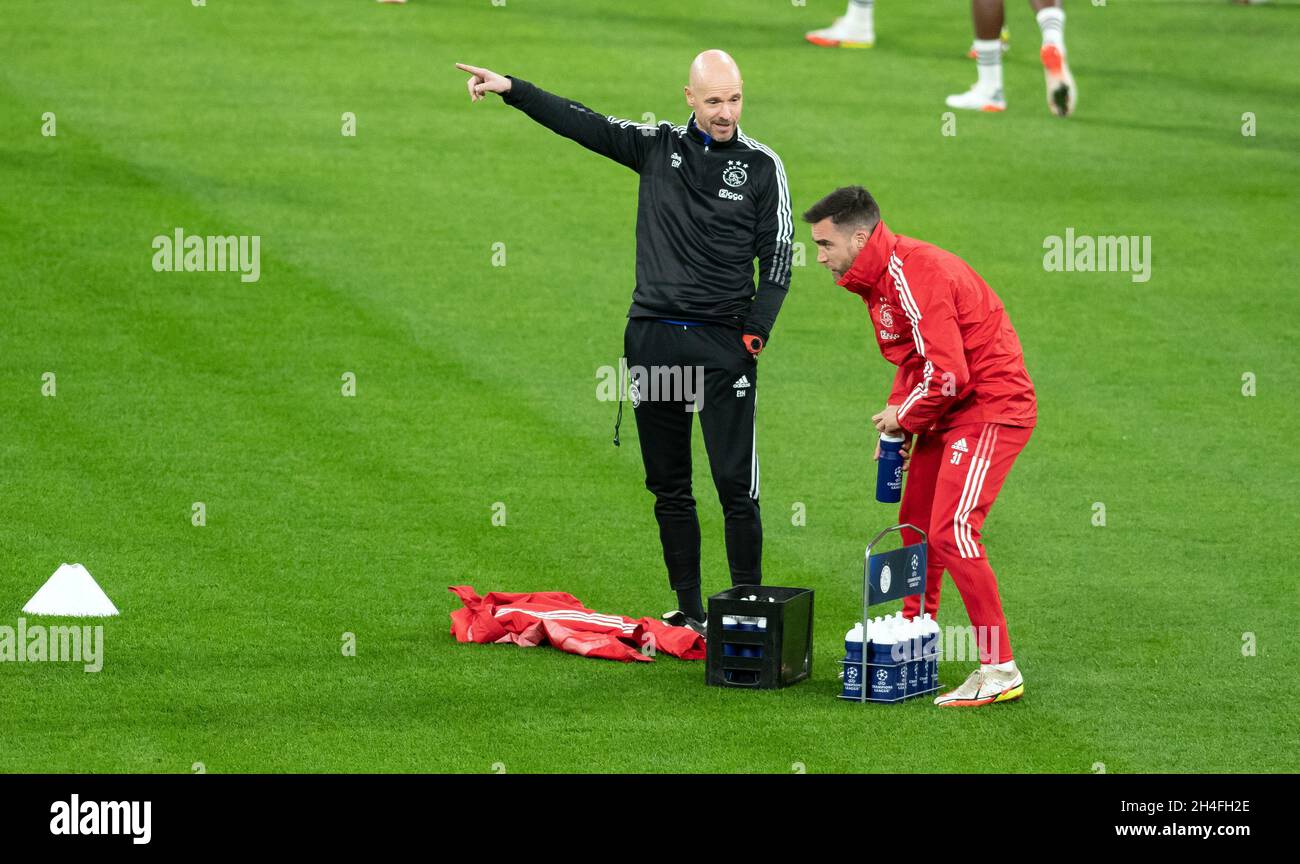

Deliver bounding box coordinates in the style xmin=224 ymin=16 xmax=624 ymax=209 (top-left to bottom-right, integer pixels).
xmin=923 ymin=613 xmax=941 ymax=691
xmin=842 ymin=623 xmax=864 ymax=699
xmin=738 ymin=595 xmax=765 ymax=659
xmin=722 ymin=616 xmax=739 ymax=656
xmin=914 ymin=617 xmax=930 ymax=693
xmin=867 ymin=618 xmax=900 ymax=702
xmin=876 ymin=434 xmax=905 ymax=503
xmin=904 ymin=617 xmax=921 ymax=696
xmin=723 ymin=616 xmax=757 ymax=685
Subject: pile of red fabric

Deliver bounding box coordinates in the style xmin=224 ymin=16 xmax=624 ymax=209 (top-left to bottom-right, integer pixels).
xmin=448 ymin=585 xmax=705 ymax=663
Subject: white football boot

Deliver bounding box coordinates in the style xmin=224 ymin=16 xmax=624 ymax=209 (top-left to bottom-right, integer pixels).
xmin=945 ymin=85 xmax=1006 ymax=113
xmin=934 ymin=664 xmax=1024 ymax=707
xmin=805 ymin=16 xmax=876 ymax=49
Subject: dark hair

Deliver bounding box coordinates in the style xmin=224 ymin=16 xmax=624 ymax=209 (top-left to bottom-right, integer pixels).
xmin=802 ymin=186 xmax=880 ymax=229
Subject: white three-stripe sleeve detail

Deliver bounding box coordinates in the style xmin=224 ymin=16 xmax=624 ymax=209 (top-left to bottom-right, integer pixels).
xmin=738 ymin=132 xmax=792 ymax=286
xmin=899 ymin=360 xmax=932 ymax=419
xmin=889 ymin=255 xmax=926 ymax=357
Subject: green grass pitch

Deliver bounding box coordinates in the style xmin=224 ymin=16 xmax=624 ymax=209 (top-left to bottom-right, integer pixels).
xmin=1 ymin=0 xmax=1296 ymax=773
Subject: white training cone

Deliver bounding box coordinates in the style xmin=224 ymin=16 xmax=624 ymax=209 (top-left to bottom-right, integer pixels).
xmin=23 ymin=563 xmax=119 ymax=617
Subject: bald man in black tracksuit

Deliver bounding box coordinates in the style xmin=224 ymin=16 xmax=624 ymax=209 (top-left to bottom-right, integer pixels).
xmin=458 ymin=52 xmax=792 ymax=630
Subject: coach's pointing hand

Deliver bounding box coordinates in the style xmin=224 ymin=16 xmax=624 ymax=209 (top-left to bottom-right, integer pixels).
xmin=456 ymin=63 xmax=512 ymax=102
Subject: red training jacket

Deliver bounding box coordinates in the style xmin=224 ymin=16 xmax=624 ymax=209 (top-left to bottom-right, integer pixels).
xmin=838 ymin=221 xmax=1037 ymax=433
xmin=448 ymin=585 xmax=706 ymax=663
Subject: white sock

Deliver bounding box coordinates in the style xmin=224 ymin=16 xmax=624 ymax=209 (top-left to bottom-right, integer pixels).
xmin=986 ymin=659 xmax=1018 ymax=673
xmin=1036 ymin=6 xmax=1065 ymax=48
xmin=973 ymin=39 xmax=1003 ymax=95
xmin=845 ymin=0 xmax=874 ymax=29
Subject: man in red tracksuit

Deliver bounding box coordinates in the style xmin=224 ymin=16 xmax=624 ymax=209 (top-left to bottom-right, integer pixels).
xmin=804 ymin=186 xmax=1037 ymax=707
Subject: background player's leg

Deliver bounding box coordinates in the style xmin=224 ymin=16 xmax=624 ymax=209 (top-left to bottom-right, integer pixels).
xmin=1031 ymin=1 xmax=1076 ymax=117
xmin=900 ymin=432 xmax=944 ymax=620
xmin=697 ymin=326 xmax=762 ymax=587
xmin=805 ymin=0 xmax=877 ymax=49
xmin=974 ymin=0 xmax=1005 ymax=39
xmin=947 ymin=0 xmax=1008 ymax=111
xmin=624 ymin=320 xmax=702 ymax=618
xmin=966 ymin=0 xmax=1011 ymax=58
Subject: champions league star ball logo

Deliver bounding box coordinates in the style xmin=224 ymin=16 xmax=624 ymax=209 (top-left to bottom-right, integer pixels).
xmin=722 ymin=160 xmax=748 ymax=188
xmin=880 ymin=564 xmax=892 ymax=594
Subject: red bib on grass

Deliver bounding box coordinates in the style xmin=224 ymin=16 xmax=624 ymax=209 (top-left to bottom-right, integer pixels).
xmin=448 ymin=585 xmax=706 ymax=663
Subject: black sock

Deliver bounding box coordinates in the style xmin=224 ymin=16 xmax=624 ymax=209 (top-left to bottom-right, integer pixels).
xmin=676 ymin=587 xmax=705 ymax=621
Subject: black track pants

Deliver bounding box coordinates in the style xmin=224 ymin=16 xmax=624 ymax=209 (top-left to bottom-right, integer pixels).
xmin=623 ymin=318 xmax=762 ymax=591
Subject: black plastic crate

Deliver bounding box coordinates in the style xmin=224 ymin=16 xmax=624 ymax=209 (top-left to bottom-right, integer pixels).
xmin=705 ymin=586 xmax=814 ymax=689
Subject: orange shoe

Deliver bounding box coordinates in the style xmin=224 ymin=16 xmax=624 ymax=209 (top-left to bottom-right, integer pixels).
xmin=1040 ymin=43 xmax=1077 ymax=117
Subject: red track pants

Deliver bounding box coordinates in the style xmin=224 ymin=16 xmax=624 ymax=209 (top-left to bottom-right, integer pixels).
xmin=899 ymin=422 xmax=1033 ymax=664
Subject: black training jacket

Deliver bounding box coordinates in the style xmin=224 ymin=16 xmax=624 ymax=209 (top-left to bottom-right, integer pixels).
xmin=501 ymin=77 xmax=792 ymax=341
